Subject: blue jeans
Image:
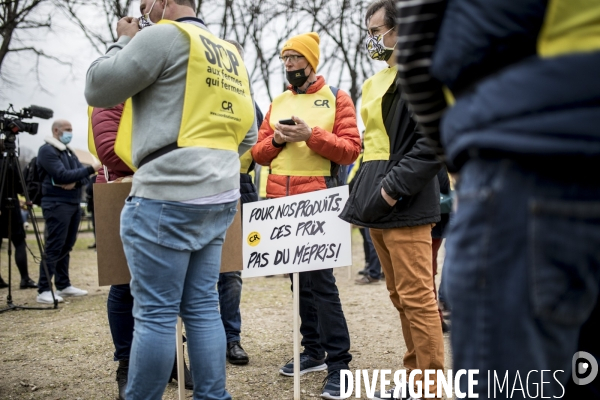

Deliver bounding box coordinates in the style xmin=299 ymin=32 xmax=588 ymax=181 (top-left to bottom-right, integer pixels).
xmin=444 ymin=158 xmax=600 ymax=398
xmin=121 ymin=197 xmax=236 ymax=400
xmin=291 ymin=269 xmax=352 ymax=372
xmin=107 ymin=284 xmax=134 ymax=361
xmin=218 ymin=272 xmax=242 ymax=343
xmin=38 ymin=202 xmax=80 ymax=293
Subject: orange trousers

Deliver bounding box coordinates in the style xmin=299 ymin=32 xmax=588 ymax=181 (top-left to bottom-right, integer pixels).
xmin=370 ymin=225 xmax=444 ymax=398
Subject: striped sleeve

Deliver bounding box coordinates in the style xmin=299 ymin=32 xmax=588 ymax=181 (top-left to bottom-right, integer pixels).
xmin=396 ymin=0 xmax=448 ymax=156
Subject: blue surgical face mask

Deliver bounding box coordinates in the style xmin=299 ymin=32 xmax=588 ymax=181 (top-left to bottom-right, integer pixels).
xmin=60 ymin=132 xmax=73 ymax=145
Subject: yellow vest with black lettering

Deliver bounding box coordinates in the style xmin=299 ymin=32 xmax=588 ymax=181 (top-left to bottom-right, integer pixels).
xmin=113 ymin=21 xmax=254 ymax=171
xmin=269 ymin=86 xmax=336 ymax=176
xmin=538 ymin=0 xmax=600 ymax=58
xmin=361 ymin=66 xmax=397 ymax=162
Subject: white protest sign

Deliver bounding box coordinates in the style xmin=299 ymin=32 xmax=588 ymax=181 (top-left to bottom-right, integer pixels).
xmin=242 ymin=186 xmax=352 ymax=278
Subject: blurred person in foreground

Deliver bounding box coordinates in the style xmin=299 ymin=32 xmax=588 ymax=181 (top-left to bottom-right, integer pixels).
xmin=84 ymin=0 xmax=257 ymax=398
xmin=395 ymin=0 xmax=600 ymax=397
xmin=251 ymin=31 xmax=361 ymax=400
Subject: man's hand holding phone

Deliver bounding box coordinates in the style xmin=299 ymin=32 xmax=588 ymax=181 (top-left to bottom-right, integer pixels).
xmin=274 ymin=116 xmax=313 ymax=144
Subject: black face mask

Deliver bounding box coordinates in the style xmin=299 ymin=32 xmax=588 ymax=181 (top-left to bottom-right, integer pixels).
xmin=286 ymin=67 xmax=309 ymax=87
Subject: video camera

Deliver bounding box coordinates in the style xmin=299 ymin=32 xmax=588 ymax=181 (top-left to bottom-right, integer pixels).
xmin=0 ymin=104 xmax=54 ymax=135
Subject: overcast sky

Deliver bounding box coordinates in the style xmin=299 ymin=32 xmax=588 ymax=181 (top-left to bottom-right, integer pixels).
xmin=2 ymin=2 xmax=373 ymax=158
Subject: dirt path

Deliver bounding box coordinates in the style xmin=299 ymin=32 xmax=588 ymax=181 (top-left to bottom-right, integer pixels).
xmin=0 ymin=230 xmax=451 ymax=399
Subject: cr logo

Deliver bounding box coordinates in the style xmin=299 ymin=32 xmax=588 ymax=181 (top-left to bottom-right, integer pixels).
xmin=572 ymin=351 xmax=599 ymax=386
xmin=247 ymin=231 xmax=261 ymax=247
xmin=221 ymin=101 xmax=234 ymax=113
xmin=314 ymin=99 xmax=330 ymax=108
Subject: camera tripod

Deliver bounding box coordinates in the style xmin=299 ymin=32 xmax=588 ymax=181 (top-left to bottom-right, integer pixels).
xmin=0 ymin=133 xmax=58 ymax=312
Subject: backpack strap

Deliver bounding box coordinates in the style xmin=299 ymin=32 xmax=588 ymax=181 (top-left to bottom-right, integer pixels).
xmin=329 ymin=86 xmax=339 ymax=98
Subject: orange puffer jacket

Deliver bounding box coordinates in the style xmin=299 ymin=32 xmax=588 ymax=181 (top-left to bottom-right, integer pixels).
xmin=251 ymin=76 xmax=361 ymax=198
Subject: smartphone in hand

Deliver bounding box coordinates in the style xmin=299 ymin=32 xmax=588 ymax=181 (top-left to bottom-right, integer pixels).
xmin=278 ymin=119 xmax=296 ymax=125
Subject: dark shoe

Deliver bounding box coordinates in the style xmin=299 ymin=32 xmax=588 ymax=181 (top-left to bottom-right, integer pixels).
xmin=358 ymin=267 xmax=369 ymax=275
xmin=279 ymin=353 xmax=327 ymax=377
xmin=88 ymin=243 xmax=96 ymax=249
xmin=355 ymin=275 xmax=379 ymax=285
xmin=227 ymin=341 xmax=249 ymax=365
xmin=20 ymin=278 xmax=38 ymax=289
xmin=0 ymin=277 xmax=8 ymax=289
xmin=115 ymin=360 xmax=128 ymax=400
xmin=169 ymin=355 xmax=193 ymax=390
xmin=321 ymin=369 xmax=351 ymax=399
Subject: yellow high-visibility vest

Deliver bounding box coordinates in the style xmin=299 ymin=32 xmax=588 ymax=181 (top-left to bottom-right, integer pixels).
xmin=269 ymin=86 xmax=337 ymax=176
xmin=259 ymin=165 xmax=269 ymax=198
xmin=538 ymin=0 xmax=600 ymax=58
xmin=361 ymin=66 xmax=397 ymax=162
xmin=113 ymin=21 xmax=254 ymax=170
xmin=240 ymin=149 xmax=253 ymax=174
xmin=113 ymin=100 xmax=134 ymax=170
xmin=87 ymin=106 xmax=98 ymax=158
xmin=87 ymin=100 xmax=134 ymax=170
xmin=347 ymin=153 xmax=363 ymax=183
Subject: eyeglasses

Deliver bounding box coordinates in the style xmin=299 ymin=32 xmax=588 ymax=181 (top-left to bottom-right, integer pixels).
xmin=279 ymin=55 xmax=305 ymax=63
xmin=367 ymin=24 xmax=389 ymax=37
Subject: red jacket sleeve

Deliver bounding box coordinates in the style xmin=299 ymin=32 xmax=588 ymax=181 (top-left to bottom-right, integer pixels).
xmin=305 ymin=90 xmax=361 ymax=165
xmin=251 ymin=104 xmax=285 ymax=166
xmin=91 ymin=104 xmax=133 ymax=177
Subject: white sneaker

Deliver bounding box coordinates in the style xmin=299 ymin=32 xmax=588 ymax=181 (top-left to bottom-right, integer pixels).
xmin=56 ymin=286 xmax=88 ymax=297
xmin=37 ymin=291 xmax=64 ymax=304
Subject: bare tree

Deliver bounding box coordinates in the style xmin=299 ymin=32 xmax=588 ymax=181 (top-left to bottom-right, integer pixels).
xmin=0 ymin=0 xmax=68 ymax=85
xmin=199 ymin=0 xmax=375 ymax=105
xmin=299 ymin=0 xmax=376 ymax=105
xmin=55 ymin=0 xmax=135 ymax=55
xmin=200 ymin=0 xmax=306 ymax=102
xmin=59 ymin=0 xmax=375 ymax=105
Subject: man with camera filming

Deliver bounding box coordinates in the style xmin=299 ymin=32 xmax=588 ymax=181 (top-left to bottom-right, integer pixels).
xmin=35 ymin=119 xmax=101 ymax=304
xmin=85 ymin=0 xmax=257 ymax=398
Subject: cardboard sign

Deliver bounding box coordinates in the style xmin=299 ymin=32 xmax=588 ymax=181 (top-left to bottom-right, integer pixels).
xmin=94 ymin=182 xmax=242 ymax=286
xmin=94 ymin=182 xmax=131 ymax=286
xmin=241 ymin=186 xmax=352 ymax=278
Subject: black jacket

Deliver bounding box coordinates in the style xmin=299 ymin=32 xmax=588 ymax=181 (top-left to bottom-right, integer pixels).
xmin=340 ymin=73 xmax=441 ymax=229
xmin=37 ymin=139 xmax=94 ymax=205
xmin=431 ymin=167 xmax=450 ymax=238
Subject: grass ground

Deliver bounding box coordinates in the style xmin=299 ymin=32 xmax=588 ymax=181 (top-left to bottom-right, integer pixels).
xmin=0 ymin=228 xmax=451 ymax=399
